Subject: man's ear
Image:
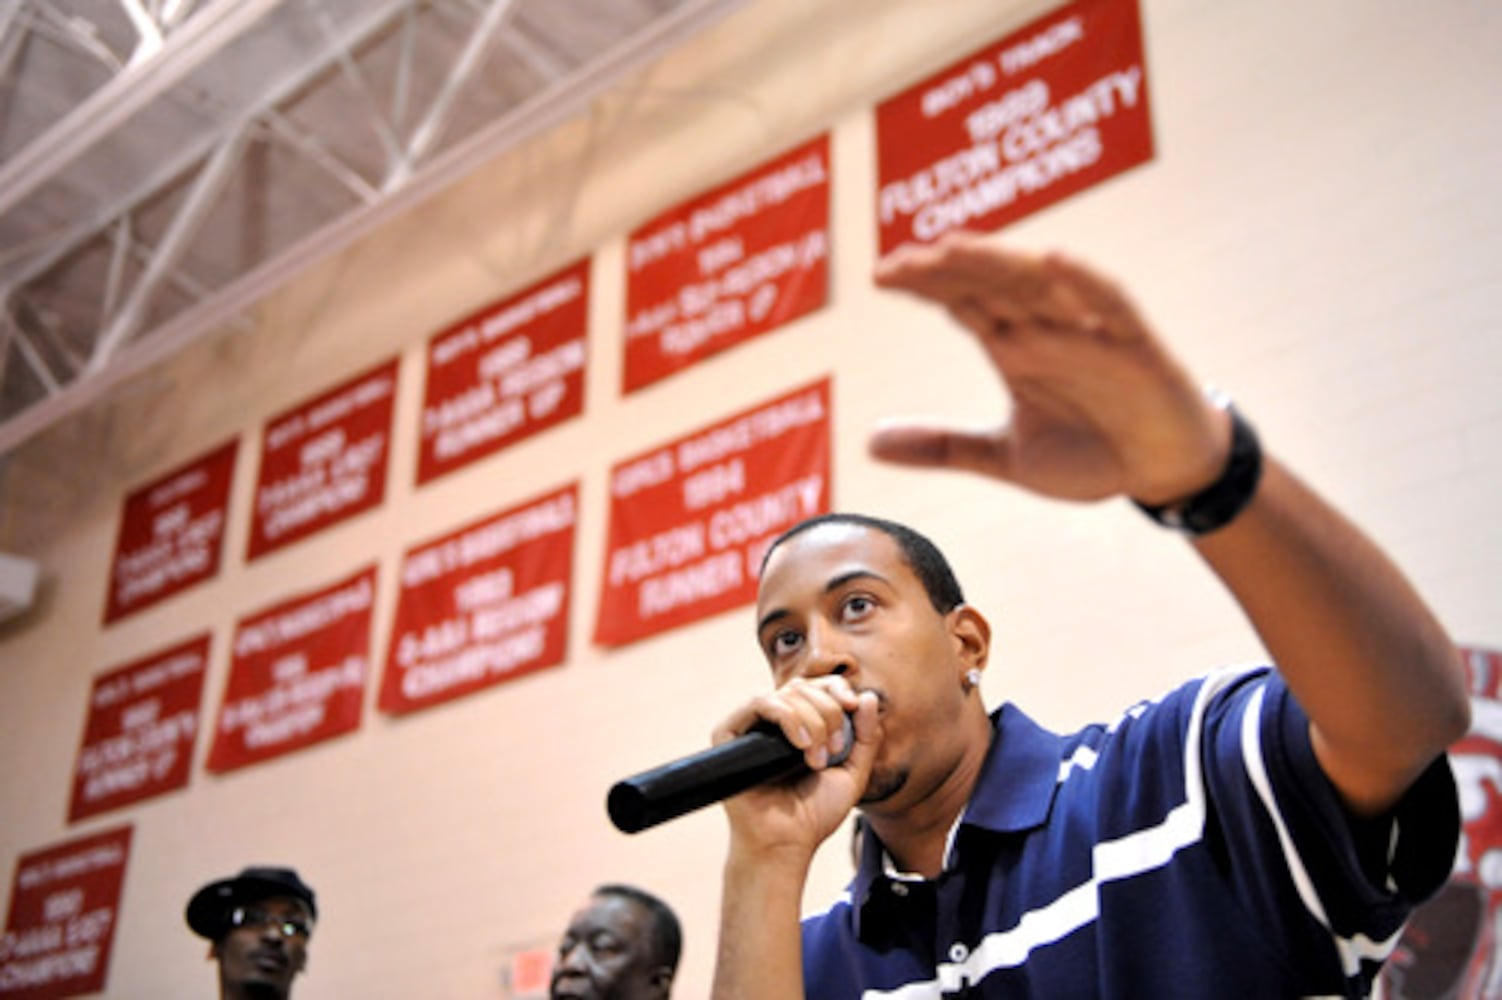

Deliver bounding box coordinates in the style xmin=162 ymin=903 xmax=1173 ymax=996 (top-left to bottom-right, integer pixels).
xmin=207 ymin=941 xmax=220 ymax=962
xmin=649 ymin=965 xmax=674 ymax=998
xmin=949 ymin=604 xmax=991 ymax=673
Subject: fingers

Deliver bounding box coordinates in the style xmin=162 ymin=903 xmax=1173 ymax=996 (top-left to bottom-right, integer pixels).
xmin=713 ymin=677 xmax=863 ymax=771
xmin=868 ymin=421 xmax=1014 ymax=480
xmin=876 ymin=231 xmax=1149 ymax=344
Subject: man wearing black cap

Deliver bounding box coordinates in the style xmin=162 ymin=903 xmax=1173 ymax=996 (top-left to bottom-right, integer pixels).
xmin=185 ymin=866 xmax=317 ymax=1000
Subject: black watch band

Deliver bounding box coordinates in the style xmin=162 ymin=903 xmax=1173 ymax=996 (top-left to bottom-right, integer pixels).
xmin=1133 ymin=404 xmax=1263 ymax=535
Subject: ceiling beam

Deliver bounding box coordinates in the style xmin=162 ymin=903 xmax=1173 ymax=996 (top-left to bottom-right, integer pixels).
xmin=86 ymin=123 xmax=249 ymax=373
xmin=0 ymin=0 xmax=280 ymax=218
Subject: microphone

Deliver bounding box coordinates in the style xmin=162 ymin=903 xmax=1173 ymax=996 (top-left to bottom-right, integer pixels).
xmin=607 ymin=715 xmax=855 ymax=834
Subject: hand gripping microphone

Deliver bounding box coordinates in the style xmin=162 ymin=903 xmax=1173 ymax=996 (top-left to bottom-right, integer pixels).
xmin=607 ymin=714 xmax=855 ymax=834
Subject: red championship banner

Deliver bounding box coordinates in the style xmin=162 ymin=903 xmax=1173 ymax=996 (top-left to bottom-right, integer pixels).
xmin=623 ymin=134 xmax=830 ymax=394
xmin=206 ymin=567 xmax=375 ymax=773
xmin=595 ymin=378 xmax=831 ymax=647
xmin=875 ymin=0 xmax=1153 ymax=255
xmin=0 ymin=825 xmax=132 ymax=999
xmin=68 ymin=634 xmax=209 ymax=823
xmin=380 ymin=484 xmax=577 ymax=715
xmin=103 ymin=438 xmax=237 ymax=624
xmin=247 ymin=357 xmax=398 ymax=560
xmin=418 ymin=260 xmax=589 ymax=485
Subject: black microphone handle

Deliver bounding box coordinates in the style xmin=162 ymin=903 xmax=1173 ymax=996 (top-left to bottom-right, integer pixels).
xmin=607 ymin=715 xmax=854 ymax=834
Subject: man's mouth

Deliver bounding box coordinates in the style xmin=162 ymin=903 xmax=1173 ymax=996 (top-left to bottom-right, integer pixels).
xmin=250 ymin=950 xmax=288 ymax=973
xmin=550 ymin=974 xmax=592 ymax=999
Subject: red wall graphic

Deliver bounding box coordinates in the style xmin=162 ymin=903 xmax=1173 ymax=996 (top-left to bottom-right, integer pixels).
xmin=103 ymin=439 xmax=237 ymax=623
xmin=381 ymin=484 xmax=577 ymax=714
xmin=68 ymin=634 xmax=209 ymax=822
xmin=595 ymin=378 xmax=831 ymax=647
xmin=624 ymin=134 xmax=830 ymax=393
xmin=418 ymin=260 xmax=589 ymax=484
xmin=248 ymin=358 xmax=398 ymax=560
xmin=207 ymin=567 xmax=375 ymax=772
xmin=0 ymin=825 xmax=132 ymax=999
xmin=875 ymin=0 xmax=1153 ymax=255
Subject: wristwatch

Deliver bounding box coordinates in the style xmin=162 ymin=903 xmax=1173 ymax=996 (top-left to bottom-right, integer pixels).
xmin=1133 ymin=401 xmax=1263 ymax=535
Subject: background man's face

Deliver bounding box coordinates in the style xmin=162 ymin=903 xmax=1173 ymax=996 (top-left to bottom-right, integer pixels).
xmin=550 ymin=894 xmax=666 ymax=1000
xmin=213 ymin=896 xmax=310 ymax=997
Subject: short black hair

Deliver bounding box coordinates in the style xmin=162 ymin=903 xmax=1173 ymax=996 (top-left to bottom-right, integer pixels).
xmin=760 ymin=512 xmax=965 ymax=614
xmin=594 ymin=884 xmax=682 ymax=973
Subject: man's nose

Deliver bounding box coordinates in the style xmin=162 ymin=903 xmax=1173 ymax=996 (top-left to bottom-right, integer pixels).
xmin=556 ymin=941 xmax=588 ymax=972
xmin=801 ymin=621 xmax=854 ymax=679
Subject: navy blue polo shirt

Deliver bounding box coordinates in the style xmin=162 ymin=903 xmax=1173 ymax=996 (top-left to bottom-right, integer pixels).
xmin=801 ymin=666 xmax=1459 ymax=999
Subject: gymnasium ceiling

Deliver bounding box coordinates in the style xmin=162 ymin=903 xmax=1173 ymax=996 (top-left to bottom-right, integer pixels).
xmin=0 ymin=0 xmax=753 ymax=456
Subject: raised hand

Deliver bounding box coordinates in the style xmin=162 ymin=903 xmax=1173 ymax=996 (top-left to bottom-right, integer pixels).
xmin=871 ymin=231 xmax=1231 ymax=507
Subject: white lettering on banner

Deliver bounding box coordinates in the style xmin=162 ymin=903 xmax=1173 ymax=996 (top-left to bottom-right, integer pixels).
xmin=305 ymin=373 xmax=393 ymax=434
xmin=999 ymin=15 xmax=1085 ymax=76
xmin=151 ymin=502 xmax=189 ymax=538
xmin=999 ymin=70 xmax=1141 ymax=161
xmin=660 ymin=299 xmax=745 ymax=357
xmin=609 ymin=524 xmax=706 ymax=586
xmin=639 ymin=551 xmax=742 ymax=618
xmin=708 ymin=476 xmax=823 ymax=549
xmin=298 ymin=428 xmax=346 ymax=468
xmin=914 ymin=130 xmax=1101 ymax=241
xmin=478 ymin=336 xmax=531 ymax=380
xmin=17 ymin=844 xmax=125 ymax=890
xmin=221 ymin=656 xmax=365 ymax=745
xmin=883 ymin=66 xmax=1142 ymax=242
xmin=879 ymin=143 xmax=1005 ymax=225
xmin=687 ymin=153 xmax=827 ymax=243
xmin=395 ymin=619 xmax=467 ymax=668
xmin=399 ymin=492 xmax=576 ymax=588
xmin=259 ymin=472 xmax=369 ymax=541
xmin=113 ymin=509 xmax=222 ymax=605
xmin=697 ymin=236 xmax=745 ymax=276
xmin=148 ymin=466 xmax=208 ymax=508
xmin=92 ymin=651 xmax=203 ymax=709
xmin=479 ymin=276 xmax=583 ymax=343
xmin=423 ymin=382 xmax=497 ymax=437
xmin=77 ymin=712 xmax=194 ymax=770
xmin=964 ymin=79 xmax=1051 ymax=144
xmin=233 ymin=578 xmax=373 ymax=657
xmin=1 ymin=925 xmax=61 ymax=960
xmin=626 ymin=301 xmax=678 ymax=340
xmin=399 ymin=625 xmax=548 ymax=699
xmin=922 ymin=60 xmax=999 ymax=119
xmin=455 ymin=568 xmax=515 ymax=611
xmin=611 ymin=450 xmax=675 ymax=499
xmin=631 ymin=230 xmax=826 ymax=344
xmin=431 ymin=326 xmax=480 ymax=367
xmin=676 ymin=389 xmax=826 ymax=473
xmin=683 ymin=458 xmax=747 ymax=511
xmin=498 ymin=338 xmax=585 ymax=398
xmin=0 ymin=945 xmax=100 ymax=988
xmin=629 ymin=222 xmax=689 ymax=272
xmin=432 ymin=398 xmax=525 ymax=460
xmin=470 ymin=582 xmax=564 ymax=640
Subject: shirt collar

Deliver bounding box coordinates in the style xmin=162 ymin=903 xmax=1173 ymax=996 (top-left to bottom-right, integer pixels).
xmin=848 ymin=703 xmax=1066 ymax=938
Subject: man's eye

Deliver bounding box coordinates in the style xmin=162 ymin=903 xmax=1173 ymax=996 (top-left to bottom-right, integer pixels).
xmin=841 ymin=595 xmax=874 ymax=620
xmin=769 ymin=630 xmax=802 ymax=655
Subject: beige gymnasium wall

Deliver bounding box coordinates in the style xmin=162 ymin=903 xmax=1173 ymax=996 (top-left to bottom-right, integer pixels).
xmin=2 ymin=1 xmax=1500 ymax=996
